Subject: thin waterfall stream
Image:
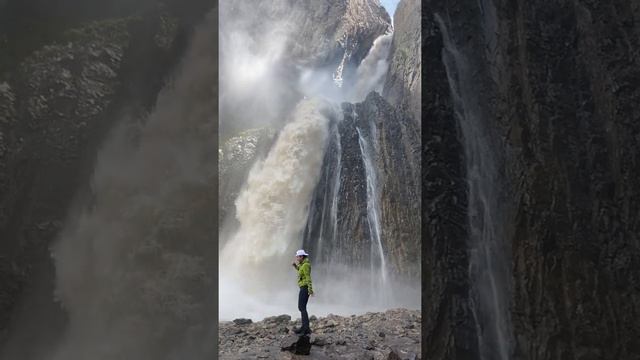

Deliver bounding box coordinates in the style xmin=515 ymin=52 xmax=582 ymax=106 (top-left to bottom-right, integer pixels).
xmin=356 ymin=125 xmax=388 ymax=288
xmin=435 ymin=12 xmax=513 ymax=360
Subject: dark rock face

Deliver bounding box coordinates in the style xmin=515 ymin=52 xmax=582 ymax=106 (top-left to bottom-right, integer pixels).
xmin=383 ymin=0 xmax=421 ymax=125
xmin=289 ymin=0 xmax=392 ymax=75
xmin=218 ymin=128 xmax=276 ymax=228
xmin=303 ymin=92 xmax=420 ymax=278
xmin=0 ymin=19 xmax=130 ymax=337
xmin=219 ymin=309 xmax=421 ymax=359
xmin=420 ymin=7 xmax=477 ymax=359
xmin=423 ymin=0 xmax=640 ymax=359
xmin=497 ymin=2 xmax=640 ymax=358
xmin=0 ymin=1 xmax=209 ymax=348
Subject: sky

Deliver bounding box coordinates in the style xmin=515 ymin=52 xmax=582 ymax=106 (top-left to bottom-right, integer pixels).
xmin=380 ymin=0 xmax=400 ymax=17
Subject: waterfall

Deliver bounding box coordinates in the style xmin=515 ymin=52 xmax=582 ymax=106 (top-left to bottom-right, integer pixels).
xmin=219 ymin=98 xmax=331 ymax=320
xmin=435 ymin=13 xmax=513 ymax=360
xmin=313 ymin=123 xmax=342 ymax=264
xmin=333 ymin=37 xmax=350 ymax=89
xmin=328 ymin=125 xmax=342 ymax=263
xmin=350 ymin=32 xmax=393 ymax=102
xmin=356 ymin=125 xmax=388 ymax=288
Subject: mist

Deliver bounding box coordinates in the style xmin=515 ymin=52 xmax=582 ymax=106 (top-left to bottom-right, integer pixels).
xmin=218 ymin=1 xmax=302 ymax=139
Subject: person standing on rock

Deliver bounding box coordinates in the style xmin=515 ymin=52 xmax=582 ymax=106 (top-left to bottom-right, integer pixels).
xmin=292 ymin=249 xmax=313 ymax=335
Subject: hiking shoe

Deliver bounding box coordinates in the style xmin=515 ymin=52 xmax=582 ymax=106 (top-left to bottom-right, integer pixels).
xmin=293 ymin=327 xmax=311 ymax=335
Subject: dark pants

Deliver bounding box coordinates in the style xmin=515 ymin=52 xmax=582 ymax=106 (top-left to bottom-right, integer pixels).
xmin=298 ymin=286 xmax=310 ymax=331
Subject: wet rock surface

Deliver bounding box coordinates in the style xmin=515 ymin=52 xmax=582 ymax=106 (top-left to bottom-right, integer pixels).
xmin=420 ymin=6 xmax=476 ymax=359
xmin=219 ymin=308 xmax=421 ymax=360
xmin=423 ymin=0 xmax=640 ymax=359
xmin=218 ymin=127 xmax=276 ymax=225
xmin=303 ymin=92 xmax=420 ymax=278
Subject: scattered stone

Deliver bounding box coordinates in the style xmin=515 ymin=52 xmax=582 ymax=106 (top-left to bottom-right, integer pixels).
xmin=311 ymin=334 xmax=327 ymax=346
xmin=220 ymin=309 xmax=421 ymax=359
xmin=386 ymin=349 xmax=402 ymax=360
xmin=233 ymin=318 xmax=252 ymax=325
xmin=263 ymin=314 xmax=291 ymax=324
xmin=280 ymin=335 xmax=299 ymax=351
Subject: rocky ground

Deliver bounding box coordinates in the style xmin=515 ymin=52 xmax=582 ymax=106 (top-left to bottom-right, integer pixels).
xmin=219 ymin=308 xmax=421 ymax=359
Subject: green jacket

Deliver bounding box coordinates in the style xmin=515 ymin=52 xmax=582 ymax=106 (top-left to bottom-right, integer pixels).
xmin=295 ymin=258 xmax=313 ymax=294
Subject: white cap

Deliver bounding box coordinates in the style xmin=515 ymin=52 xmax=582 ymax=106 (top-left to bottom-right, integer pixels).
xmin=296 ymin=249 xmax=309 ymax=257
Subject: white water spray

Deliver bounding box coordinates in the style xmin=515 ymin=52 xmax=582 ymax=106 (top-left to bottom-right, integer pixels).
xmin=351 ymin=32 xmax=393 ymax=101
xmin=328 ymin=125 xmax=342 ymax=263
xmin=219 ymin=99 xmax=331 ymax=320
xmin=356 ymin=126 xmax=388 ymax=288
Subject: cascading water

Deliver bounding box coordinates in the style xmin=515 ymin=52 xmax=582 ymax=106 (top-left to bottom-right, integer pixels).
xmin=307 ymin=30 xmax=392 ymax=268
xmin=296 ymin=27 xmax=424 ymax=311
xmin=356 ymin=125 xmax=388 ymax=288
xmin=435 ymin=13 xmax=513 ymax=360
xmin=312 ymin=123 xmax=342 ymax=264
xmin=350 ymin=32 xmax=393 ymax=102
xmin=219 ymin=99 xmax=332 ymax=320
xmin=328 ymin=126 xmax=342 ymax=263
xmin=333 ymin=35 xmax=350 ymax=89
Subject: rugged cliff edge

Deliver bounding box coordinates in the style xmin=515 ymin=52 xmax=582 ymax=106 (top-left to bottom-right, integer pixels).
xmin=423 ymin=1 xmax=640 ymax=359
xmin=303 ymin=92 xmax=420 ymax=278
xmin=383 ymin=0 xmax=421 ymax=125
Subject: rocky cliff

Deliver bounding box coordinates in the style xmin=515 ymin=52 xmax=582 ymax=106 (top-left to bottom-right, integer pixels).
xmin=219 ymin=0 xmax=392 ymax=230
xmin=303 ymin=92 xmax=420 ymax=278
xmin=0 ymin=0 xmax=211 ymax=349
xmin=423 ymin=0 xmax=640 ymax=359
xmin=298 ymin=0 xmax=422 ymax=281
xmin=420 ymin=6 xmax=477 ymax=358
xmin=220 ymin=0 xmax=390 ymax=72
xmin=383 ymin=0 xmax=421 ymax=124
